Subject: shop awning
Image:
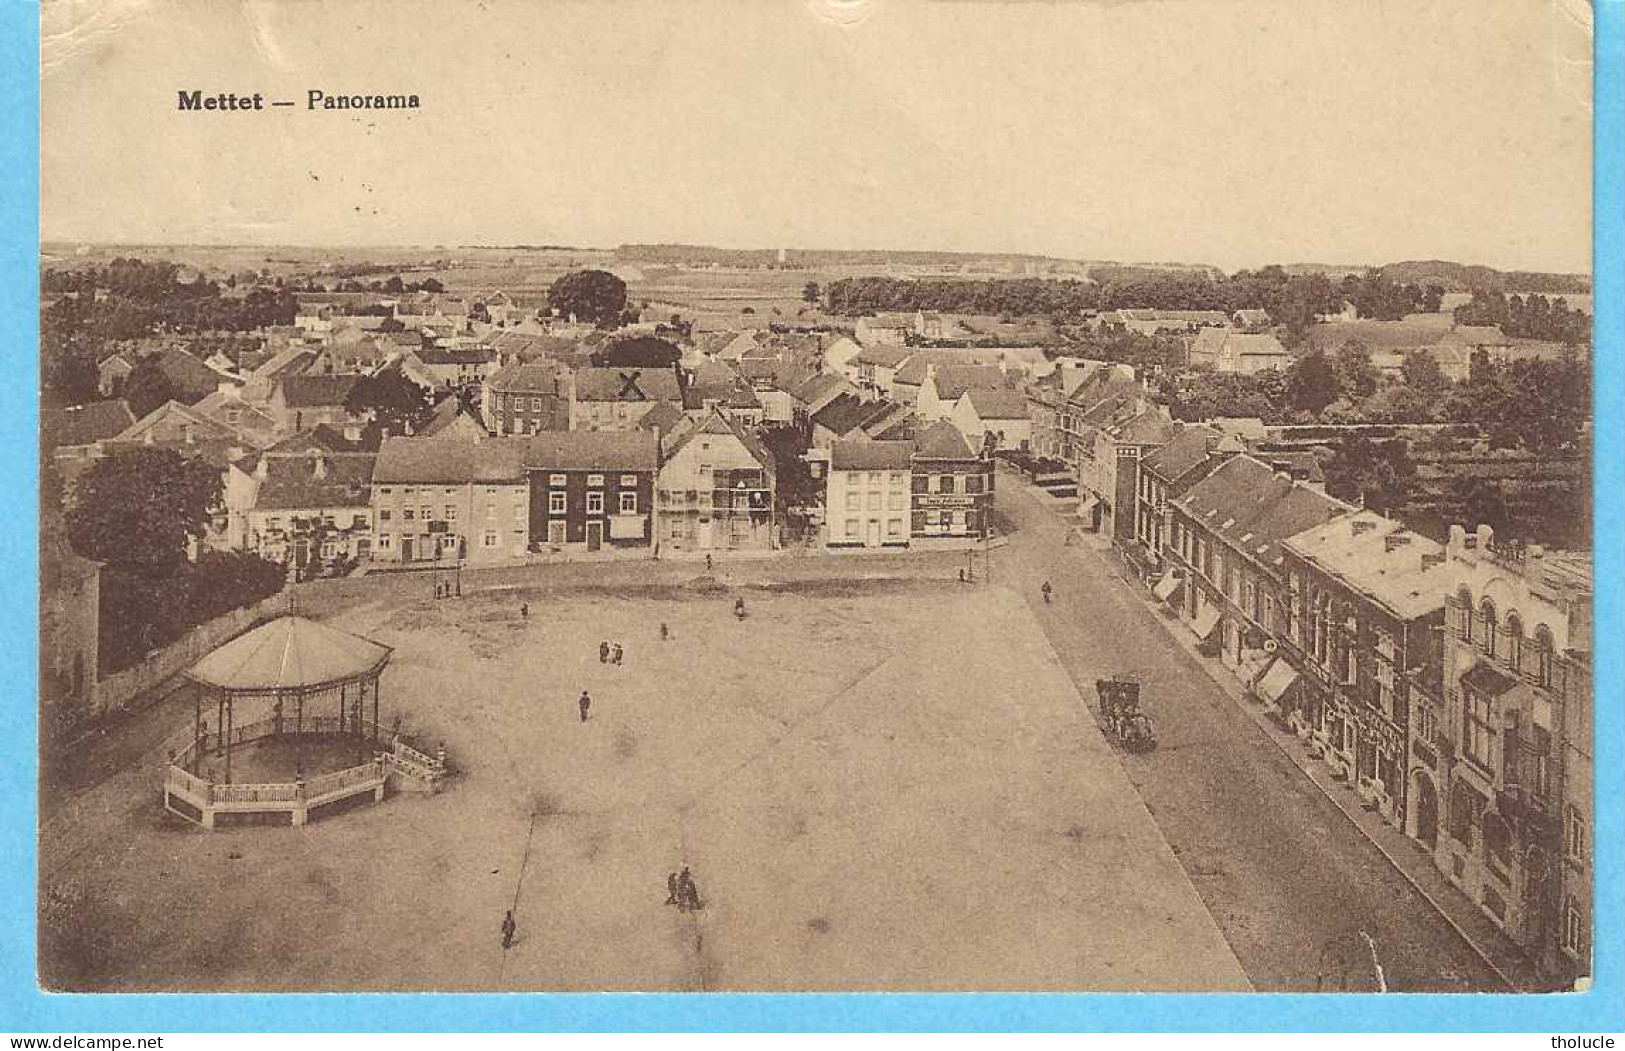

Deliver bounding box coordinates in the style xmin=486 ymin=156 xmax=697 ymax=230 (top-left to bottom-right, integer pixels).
xmin=1152 ymin=572 xmax=1182 ymax=601
xmin=1255 ymin=657 xmax=1299 ymax=704
xmin=1191 ymin=605 xmax=1221 ymax=640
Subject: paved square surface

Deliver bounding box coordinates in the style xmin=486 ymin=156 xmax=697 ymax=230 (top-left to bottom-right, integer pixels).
xmin=40 ymin=574 xmax=1247 ymax=992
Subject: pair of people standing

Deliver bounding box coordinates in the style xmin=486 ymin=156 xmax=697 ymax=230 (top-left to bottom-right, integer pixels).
xmin=598 ymin=640 xmax=624 ymax=665
xmin=665 ymin=866 xmax=702 ymax=912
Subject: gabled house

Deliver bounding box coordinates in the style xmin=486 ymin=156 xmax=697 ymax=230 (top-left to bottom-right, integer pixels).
xmin=97 ymin=352 xmax=135 ymax=398
xmin=481 ymin=361 xmax=570 ymax=436
xmin=855 ymin=314 xmax=913 ymax=347
xmin=657 ymin=410 xmax=776 ymax=553
xmin=418 ymin=394 xmax=490 ymax=440
xmin=570 ymin=367 xmax=683 ymax=431
xmin=229 ymin=442 xmax=377 ymax=571
xmin=950 ymin=388 xmax=1031 ymax=453
xmin=1188 ymin=330 xmax=1292 ymax=374
xmin=267 ymin=374 xmax=364 ymax=438
xmin=1133 ymin=422 xmax=1227 ymax=566
xmin=682 ymin=359 xmax=765 ymax=427
xmin=822 ymin=336 xmax=864 ymax=378
xmin=849 ymin=344 xmax=913 ymax=397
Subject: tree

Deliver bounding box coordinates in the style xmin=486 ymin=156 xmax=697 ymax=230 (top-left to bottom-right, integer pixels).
xmin=1322 ymin=436 xmax=1415 ymax=516
xmin=1285 ymin=351 xmax=1340 ymax=415
xmin=802 ymin=281 xmax=822 ymax=306
xmin=1400 ymin=348 xmax=1448 ymax=392
xmin=588 ymin=336 xmax=682 ymax=369
xmin=121 ymin=356 xmax=179 ymax=419
xmin=546 ymin=269 xmax=628 ymax=326
xmin=1332 ymin=340 xmax=1379 ymax=400
xmin=66 ymin=447 xmax=222 ymax=573
xmin=344 ymin=367 xmax=434 ymax=441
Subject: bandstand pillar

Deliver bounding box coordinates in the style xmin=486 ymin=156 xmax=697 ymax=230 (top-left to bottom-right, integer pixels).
xmin=372 ymin=675 xmax=380 ymax=743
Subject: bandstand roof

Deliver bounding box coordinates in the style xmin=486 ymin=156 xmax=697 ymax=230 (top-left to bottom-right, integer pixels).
xmin=187 ymin=615 xmax=392 ymax=693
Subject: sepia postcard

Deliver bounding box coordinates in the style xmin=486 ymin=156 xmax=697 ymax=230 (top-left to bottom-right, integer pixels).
xmin=33 ymin=0 xmax=1606 ymax=1008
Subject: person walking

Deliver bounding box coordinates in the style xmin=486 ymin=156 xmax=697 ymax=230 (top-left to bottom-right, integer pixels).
xmin=1041 ymin=580 xmax=1053 ymax=604
xmin=599 ymin=640 xmax=610 ymax=664
xmin=705 ymin=554 xmax=713 ymax=572
xmin=501 ymin=909 xmax=516 ymax=950
xmin=578 ymin=690 xmax=591 ymax=723
xmin=677 ymin=866 xmax=697 ymax=911
xmin=659 ymin=622 xmax=670 ymax=642
xmin=612 ymin=643 xmax=624 ymax=666
xmin=666 ymin=871 xmax=679 ymax=906
xmin=520 ymin=602 xmax=529 ymax=618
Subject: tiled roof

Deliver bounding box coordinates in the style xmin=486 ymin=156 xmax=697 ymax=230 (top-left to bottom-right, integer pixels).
xmin=373 ymin=436 xmax=528 ymax=484
xmin=1142 ymin=424 xmax=1222 ymax=484
xmin=853 ymin=344 xmax=913 ymax=368
xmin=573 ymin=367 xmax=682 ymax=403
xmin=417 ymin=347 xmax=496 ymax=366
xmin=486 ymin=361 xmax=568 ymax=394
xmin=830 ymin=437 xmax=912 ymax=471
xmin=911 ymin=419 xmax=977 ymax=460
xmin=934 ymin=364 xmax=1011 ymax=401
xmin=525 ymin=430 xmax=658 ymax=472
xmin=256 ymin=453 xmax=377 ymax=510
xmin=279 ymin=374 xmax=360 ymax=408
xmin=810 ymin=393 xmax=877 ymax=437
xmin=666 ymin=411 xmax=771 ymax=469
xmin=963 ymin=388 xmax=1029 ymax=420
xmin=1108 ymin=406 xmax=1178 ymax=445
xmin=635 ymin=402 xmax=689 ymax=435
xmin=46 ymin=399 xmax=134 ymax=448
xmin=263 ymin=426 xmax=366 ymax=456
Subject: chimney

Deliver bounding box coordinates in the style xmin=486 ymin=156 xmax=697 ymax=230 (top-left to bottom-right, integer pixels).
xmin=1476 ymin=523 xmax=1494 ymax=551
xmin=1448 ymin=523 xmax=1468 ymax=553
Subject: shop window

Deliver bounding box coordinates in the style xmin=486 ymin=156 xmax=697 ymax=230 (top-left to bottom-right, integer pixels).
xmin=939 ymin=475 xmax=956 ymax=495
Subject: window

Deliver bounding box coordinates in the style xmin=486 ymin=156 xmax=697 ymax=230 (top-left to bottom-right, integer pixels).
xmin=531 ymin=397 xmax=544 ymax=411
xmin=1534 ymin=626 xmax=1554 ymax=687
xmin=445 ymin=505 xmax=457 ymax=521
xmin=549 ymin=491 xmax=566 ymax=514
xmin=483 ymin=531 xmax=498 ymax=548
xmin=588 ymin=474 xmax=605 ymax=487
xmin=378 ymin=534 xmax=392 ymax=550
xmin=379 ymin=509 xmax=392 ymax=522
xmin=939 ymin=475 xmax=956 ymax=494
xmin=403 ymin=509 xmax=415 ymax=521
xmin=1483 ymin=812 xmax=1512 ymax=876
xmin=845 ymin=492 xmax=861 ymax=512
xmin=868 ymin=472 xmax=881 ymax=484
xmin=887 ymin=518 xmax=903 ymax=537
xmin=1478 ymin=599 xmax=1497 ymax=656
xmin=549 ymin=474 xmax=567 ymax=487
xmin=380 ymin=487 xmax=393 ymax=495
xmin=587 ymin=492 xmax=605 ymax=515
xmin=911 ymin=474 xmax=927 ymax=494
xmin=939 ymin=511 xmax=953 ymax=528
xmin=1415 ymin=703 xmax=1437 ymax=746
xmin=1504 ymin=612 xmax=1523 ymax=669
xmin=890 ymin=472 xmax=907 ymax=486
xmin=966 ymin=474 xmax=983 ymax=494
xmin=621 ymin=474 xmax=638 ymax=486
xmin=351 ymin=514 xmax=367 ymax=529
xmin=1565 ymin=805 xmax=1586 ymax=863
xmin=868 ymin=493 xmax=882 ymax=511
xmin=845 ymin=518 xmax=860 ymax=537
xmin=888 ymin=492 xmax=906 ymax=511
xmin=514 ymin=502 xmax=526 ymax=521
xmin=1563 ymin=897 xmax=1585 ymax=957
xmin=670 ymin=520 xmax=683 ymax=539
xmin=421 ymin=505 xmax=432 ymax=521
xmin=486 ymin=504 xmax=495 ymax=519
xmin=1449 ymin=781 xmax=1484 ymax=844
xmin=619 ymin=491 xmax=637 ymax=514
xmin=1462 ymin=689 xmax=1495 ymax=770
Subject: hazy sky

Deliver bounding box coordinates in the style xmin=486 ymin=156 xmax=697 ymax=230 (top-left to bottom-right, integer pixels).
xmin=42 ymin=0 xmax=1594 ymax=273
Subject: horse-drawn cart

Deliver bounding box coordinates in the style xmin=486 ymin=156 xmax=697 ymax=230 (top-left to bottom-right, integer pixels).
xmin=1096 ymin=676 xmax=1157 ymax=752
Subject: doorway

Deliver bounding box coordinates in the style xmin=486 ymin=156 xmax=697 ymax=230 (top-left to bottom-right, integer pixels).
xmin=587 ymin=521 xmax=603 ymax=551
xmin=1410 ymin=770 xmax=1439 ymax=850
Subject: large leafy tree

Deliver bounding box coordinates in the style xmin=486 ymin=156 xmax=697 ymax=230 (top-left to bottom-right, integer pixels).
xmin=547 ymin=269 xmax=628 ymax=326
xmin=589 ymin=335 xmax=681 ymax=368
xmin=344 ymin=367 xmax=434 ymax=442
xmin=121 ymin=356 xmax=178 ymax=418
xmin=1400 ymin=348 xmax=1449 ymax=392
xmin=1322 ymin=436 xmax=1415 ymax=516
xmin=1332 ymin=340 xmax=1379 ymax=400
xmin=66 ymin=447 xmax=222 ymax=573
xmin=1285 ymin=350 xmax=1340 ymax=415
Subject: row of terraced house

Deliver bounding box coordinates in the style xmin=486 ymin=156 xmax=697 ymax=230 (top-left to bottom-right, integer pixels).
xmin=1065 ymin=402 xmax=1593 ymax=987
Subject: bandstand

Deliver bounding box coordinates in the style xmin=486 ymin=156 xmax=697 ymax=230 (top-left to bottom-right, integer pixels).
xmin=163 ymin=615 xmax=447 ymax=829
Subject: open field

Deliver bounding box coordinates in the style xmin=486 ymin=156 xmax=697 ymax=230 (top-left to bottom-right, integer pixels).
xmin=39 ymin=571 xmax=1246 ymax=993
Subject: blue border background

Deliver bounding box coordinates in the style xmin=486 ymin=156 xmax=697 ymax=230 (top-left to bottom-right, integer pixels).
xmin=2 ymin=1 xmax=1621 ymax=1032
